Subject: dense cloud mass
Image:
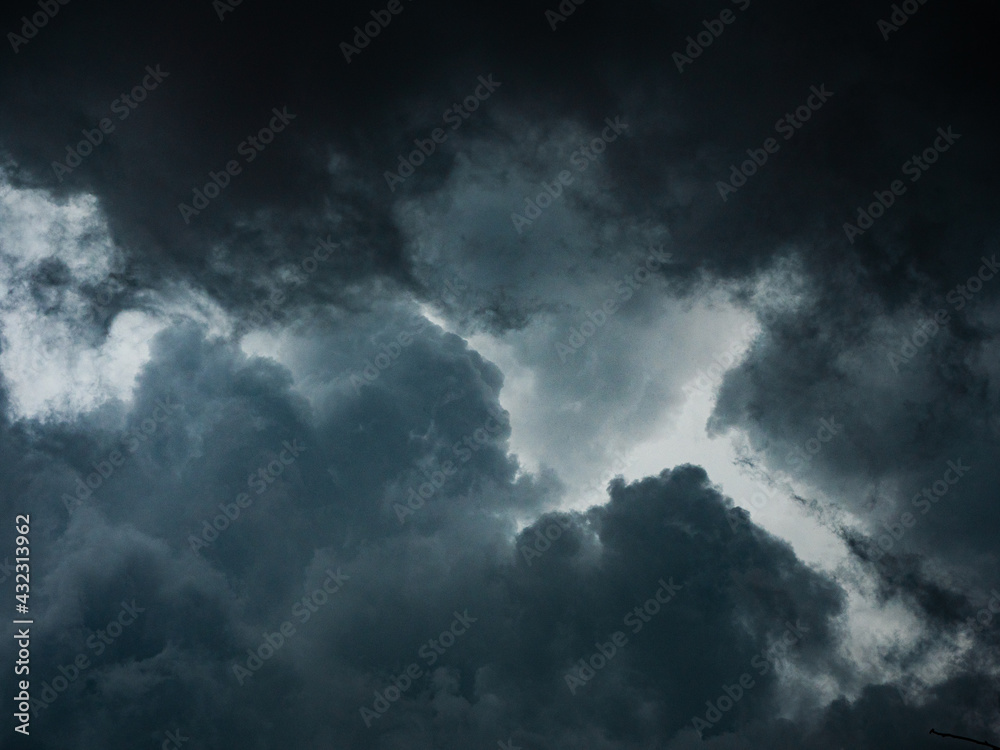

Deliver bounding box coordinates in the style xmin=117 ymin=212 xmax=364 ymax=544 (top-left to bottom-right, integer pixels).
xmin=0 ymin=0 xmax=998 ymax=747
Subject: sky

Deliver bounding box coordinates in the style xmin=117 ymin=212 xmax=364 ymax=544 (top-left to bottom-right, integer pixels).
xmin=1 ymin=0 xmax=999 ymax=748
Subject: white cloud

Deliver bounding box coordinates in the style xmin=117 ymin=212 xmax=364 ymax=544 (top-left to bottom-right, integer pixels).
xmin=0 ymin=173 xmax=228 ymax=421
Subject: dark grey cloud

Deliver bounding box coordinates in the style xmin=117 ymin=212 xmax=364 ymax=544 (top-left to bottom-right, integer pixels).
xmin=2 ymin=0 xmax=999 ymax=746
xmin=1 ymin=323 xmax=856 ymax=748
